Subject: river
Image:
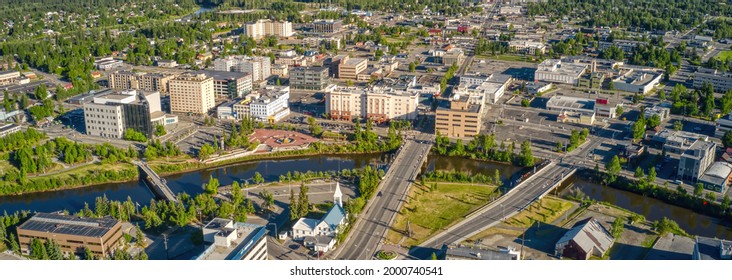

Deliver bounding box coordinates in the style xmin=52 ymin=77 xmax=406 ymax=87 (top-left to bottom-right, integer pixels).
xmin=562 ymin=177 xmax=732 ymax=239
xmin=0 ymin=154 xmax=386 ymax=214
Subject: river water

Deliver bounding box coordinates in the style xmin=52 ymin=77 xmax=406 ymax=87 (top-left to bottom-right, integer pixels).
xmin=562 ymin=177 xmax=732 ymax=239
xmin=0 ymin=154 xmax=386 ymax=214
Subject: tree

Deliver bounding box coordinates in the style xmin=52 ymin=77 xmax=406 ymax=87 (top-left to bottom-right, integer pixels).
xmin=673 ymin=120 xmax=683 ymax=131
xmin=231 ymin=181 xmax=243 ymax=205
xmin=298 ymin=182 xmax=310 ymax=218
xmin=84 ymin=247 xmax=95 ymax=260
xmin=647 ymin=114 xmax=661 ymax=130
xmin=493 ymin=169 xmax=501 ymax=185
xmin=154 ymin=125 xmax=166 ymax=137
xmin=409 ymin=62 xmax=416 ymax=72
xmin=694 ymin=183 xmax=704 ymax=198
xmin=123 ymin=128 xmax=148 ymax=142
xmin=289 ymin=188 xmax=299 ymax=221
xmin=632 ymin=119 xmax=646 ymax=140
xmin=34 ymin=84 xmax=48 ymax=100
xmin=648 ymin=167 xmax=657 ymax=183
xmin=606 ymin=155 xmax=621 ymax=183
xmin=634 ymin=166 xmax=645 ymax=178
xmin=723 ymin=195 xmax=731 ymax=212
xmin=519 ymin=140 xmax=534 ymax=167
xmin=616 ymin=106 xmax=624 ymax=117
xmin=431 ymin=252 xmax=438 ymax=260
xmin=521 ymin=99 xmax=530 ymax=107
xmin=135 ymin=226 xmax=147 ymax=248
xmin=611 ymin=218 xmax=624 ymax=238
xmin=198 ymin=143 xmax=214 ymax=160
xmin=260 ymin=190 xmax=274 ymax=212
xmin=204 ymin=175 xmax=219 ymax=195
xmin=253 ymin=172 xmax=264 ymax=185
xmin=723 ymin=131 xmax=732 ymax=148
xmin=45 ymin=239 xmax=63 ymax=260
xmin=8 ymin=233 xmax=19 ymax=253
xmin=30 ymin=238 xmax=48 ymax=259
xmin=556 ymin=141 xmax=564 ymax=152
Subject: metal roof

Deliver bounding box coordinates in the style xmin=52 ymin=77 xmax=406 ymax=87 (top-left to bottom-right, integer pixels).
xmin=18 ymin=212 xmax=119 ymax=238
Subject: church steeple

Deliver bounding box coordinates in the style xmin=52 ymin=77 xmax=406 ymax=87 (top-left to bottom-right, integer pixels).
xmin=333 ymin=181 xmax=343 ymax=207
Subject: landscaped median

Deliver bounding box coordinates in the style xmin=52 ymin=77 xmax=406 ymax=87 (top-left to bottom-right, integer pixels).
xmin=385 ymin=181 xmax=498 ymax=247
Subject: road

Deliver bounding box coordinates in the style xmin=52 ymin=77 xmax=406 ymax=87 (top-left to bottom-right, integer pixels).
xmin=410 ymin=128 xmax=612 ymax=259
xmin=336 ymin=133 xmax=433 ymax=260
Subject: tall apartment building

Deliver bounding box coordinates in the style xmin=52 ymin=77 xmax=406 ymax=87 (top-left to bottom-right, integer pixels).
xmin=193 ymin=70 xmax=252 ymax=98
xmin=290 ymin=67 xmax=329 ymax=90
xmin=84 ymin=89 xmax=171 ymax=138
xmin=338 ymin=57 xmax=368 ymax=80
xmin=213 ymin=56 xmax=271 ymax=82
xmin=325 ymin=85 xmax=419 ymax=121
xmin=242 ymin=19 xmax=294 ymax=39
xmin=435 ymin=96 xmax=482 ymax=138
xmin=108 ymin=71 xmax=175 ymax=93
xmin=534 ymin=59 xmax=588 ymax=85
xmin=169 ymin=73 xmax=215 ymax=114
xmin=678 ymin=140 xmax=716 ymax=182
xmin=17 ymin=212 xmax=123 ymax=258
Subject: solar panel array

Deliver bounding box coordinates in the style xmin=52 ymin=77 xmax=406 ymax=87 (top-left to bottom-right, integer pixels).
xmin=18 ymin=213 xmax=118 ymax=238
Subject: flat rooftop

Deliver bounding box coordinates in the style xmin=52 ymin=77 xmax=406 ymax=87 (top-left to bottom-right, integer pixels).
xmin=445 ymin=246 xmax=518 ymax=260
xmin=343 ymin=57 xmax=367 ymax=66
xmin=537 ymin=59 xmax=587 ymax=77
xmin=617 ymin=70 xmax=661 ymax=86
xmin=193 ymin=70 xmax=250 ymax=81
xmin=202 ymin=223 xmax=267 ymax=260
xmin=18 ymin=212 xmax=119 ymax=238
xmin=547 ymin=95 xmax=595 ymax=111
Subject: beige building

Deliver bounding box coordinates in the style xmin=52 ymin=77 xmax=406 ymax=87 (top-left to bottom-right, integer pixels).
xmin=169 ymin=73 xmax=215 ymax=114
xmin=338 ymin=57 xmax=368 ymax=80
xmin=271 ymin=64 xmax=288 ymax=77
xmin=325 ymin=85 xmax=419 ymax=122
xmin=242 ymin=19 xmax=294 ymax=39
xmin=435 ymin=97 xmax=482 ymax=138
xmin=108 ymin=71 xmax=175 ymax=93
xmin=17 ymin=212 xmax=123 ymax=258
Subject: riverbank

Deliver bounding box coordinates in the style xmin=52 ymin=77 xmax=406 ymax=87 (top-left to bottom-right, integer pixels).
xmin=0 ymin=148 xmax=392 ymax=198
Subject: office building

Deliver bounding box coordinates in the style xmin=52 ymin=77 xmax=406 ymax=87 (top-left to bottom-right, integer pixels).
xmin=242 ymin=19 xmax=294 ymax=39
xmin=509 ymin=40 xmax=546 ymax=55
xmin=195 ymin=219 xmax=268 ymax=260
xmin=545 ymin=95 xmax=595 ymax=115
xmin=644 ymin=106 xmax=671 ymax=122
xmin=169 ymin=73 xmax=215 ymax=114
xmin=84 ymin=89 xmax=173 ymax=138
xmin=454 ymin=74 xmax=512 ymax=104
xmin=717 ymin=112 xmax=732 ymax=138
xmin=578 ymin=72 xmax=605 ymax=89
xmin=290 ymin=67 xmax=329 ymax=90
xmin=594 ymin=98 xmax=622 ymax=119
xmin=0 ymin=70 xmax=21 ymax=85
xmin=312 ymin=20 xmax=343 ymax=34
xmin=435 ymin=96 xmax=482 ymax=138
xmin=17 ymin=212 xmax=123 ymax=258
xmin=324 ymin=55 xmax=348 ymax=78
xmin=693 ymin=237 xmax=732 ymax=260
xmin=652 ymin=129 xmax=709 ymax=154
xmin=214 ymin=56 xmax=271 ymax=82
xmin=249 ymin=86 xmax=290 ymax=122
xmin=699 ymin=162 xmax=732 ymax=193
xmin=193 ymin=70 xmax=252 ymax=98
xmin=338 ymin=56 xmax=368 ymax=80
xmin=598 ymin=40 xmax=648 ymax=53
xmin=612 ymin=69 xmax=663 ymax=94
xmin=678 ymin=140 xmax=716 ymax=182
xmin=535 ymin=59 xmax=588 ymax=85
xmin=141 ymin=73 xmax=176 ymax=94
xmin=94 ymin=57 xmax=123 ymax=70
xmin=107 ymin=71 xmax=140 ymax=90
xmin=271 ymin=64 xmax=288 ymax=77
xmin=0 ymin=123 xmax=21 ymax=138
xmin=693 ymin=68 xmax=732 ymax=93
xmin=325 ymin=85 xmax=419 ymax=122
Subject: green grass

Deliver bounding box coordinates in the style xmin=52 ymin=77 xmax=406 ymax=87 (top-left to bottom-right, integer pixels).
xmin=717 ymin=50 xmax=732 ymax=60
xmin=386 ymin=182 xmax=497 ymax=247
xmin=641 ymin=235 xmax=659 ymax=248
xmin=504 ymin=197 xmax=574 ymax=228
xmin=476 ymin=54 xmax=538 ymax=63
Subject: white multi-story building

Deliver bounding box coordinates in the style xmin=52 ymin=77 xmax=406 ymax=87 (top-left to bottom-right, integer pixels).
xmin=249 ymin=86 xmax=290 ymax=123
xmin=169 ymin=73 xmax=215 ymax=114
xmin=693 ymin=68 xmax=732 ymax=93
xmin=612 ymin=69 xmax=663 ymax=94
xmin=455 ymin=74 xmax=512 ymax=104
xmin=213 ymin=56 xmax=271 ymax=82
xmin=509 ymin=40 xmax=546 ymax=55
xmin=83 ymin=90 xmax=172 ymax=139
xmin=325 ymin=85 xmax=419 ymax=121
xmin=535 ymin=59 xmax=588 ymax=85
xmin=242 ymin=19 xmax=294 ymax=39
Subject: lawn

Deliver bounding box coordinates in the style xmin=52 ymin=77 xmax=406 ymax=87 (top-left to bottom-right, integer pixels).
xmin=476 ymin=54 xmax=538 ymax=63
xmin=386 ymin=182 xmax=497 ymax=247
xmin=717 ymin=50 xmax=732 ymax=60
xmin=504 ymin=197 xmax=574 ymax=228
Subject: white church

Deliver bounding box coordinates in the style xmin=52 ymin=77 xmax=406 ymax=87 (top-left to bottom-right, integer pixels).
xmin=291 ymin=182 xmax=348 ymax=252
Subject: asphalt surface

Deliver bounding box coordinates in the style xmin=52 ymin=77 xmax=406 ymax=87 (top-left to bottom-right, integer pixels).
xmin=410 ymin=128 xmax=612 ymax=259
xmin=336 ymin=133 xmax=433 ymax=260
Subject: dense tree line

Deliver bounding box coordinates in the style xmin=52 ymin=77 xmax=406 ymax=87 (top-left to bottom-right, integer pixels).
xmin=669 ymin=83 xmax=722 ymax=118
xmin=434 ymin=133 xmax=536 ymax=167
xmin=526 ymin=0 xmax=732 ymax=31
xmin=0 ymin=128 xmax=45 ymax=152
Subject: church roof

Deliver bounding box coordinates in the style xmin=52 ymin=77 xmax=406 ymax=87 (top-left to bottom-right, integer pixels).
xmin=321 ymin=204 xmax=346 ymax=230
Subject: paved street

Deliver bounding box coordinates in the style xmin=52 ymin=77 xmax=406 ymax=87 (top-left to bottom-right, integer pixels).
xmin=336 ymin=133 xmax=433 ymax=260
